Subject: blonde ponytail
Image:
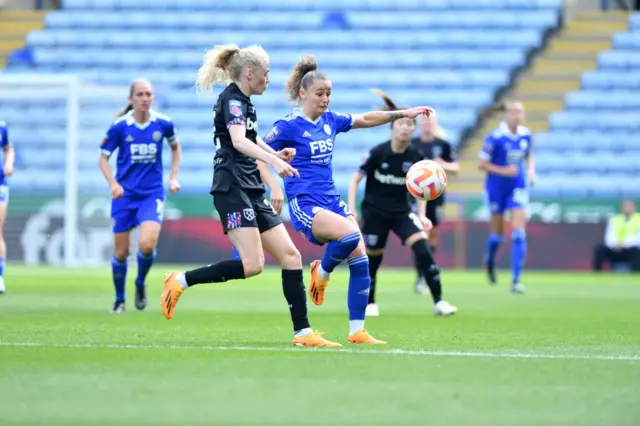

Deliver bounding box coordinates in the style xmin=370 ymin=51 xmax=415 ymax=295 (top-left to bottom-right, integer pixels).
xmin=195 ymin=44 xmax=241 ymax=93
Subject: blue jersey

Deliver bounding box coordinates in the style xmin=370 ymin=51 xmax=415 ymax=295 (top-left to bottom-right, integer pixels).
xmin=265 ymin=109 xmax=354 ymax=198
xmin=100 ymin=110 xmax=177 ymax=197
xmin=0 ymin=121 xmax=10 ymax=186
xmin=479 ymin=121 xmax=531 ymax=191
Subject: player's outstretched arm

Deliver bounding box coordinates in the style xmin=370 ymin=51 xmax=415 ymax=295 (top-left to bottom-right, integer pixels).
xmin=352 ymin=106 xmax=434 ymax=129
xmin=229 ymin=125 xmax=299 ymax=178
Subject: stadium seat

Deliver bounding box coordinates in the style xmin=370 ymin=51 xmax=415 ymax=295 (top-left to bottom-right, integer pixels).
xmin=5 ymin=1 xmax=561 ymax=194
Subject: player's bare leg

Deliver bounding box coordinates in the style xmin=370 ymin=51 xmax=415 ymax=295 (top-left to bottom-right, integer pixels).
xmin=262 ymin=225 xmax=341 ymax=348
xmin=161 ymin=227 xmax=261 ymax=319
xmin=135 ymin=221 xmax=161 ymax=310
xmin=111 ymin=231 xmax=131 ymax=313
xmin=510 ymin=209 xmax=527 ymax=294
xmin=0 ymin=202 xmax=7 ymax=294
xmin=406 ymin=232 xmax=457 ymax=316
xmin=485 ymin=214 xmax=505 ymax=285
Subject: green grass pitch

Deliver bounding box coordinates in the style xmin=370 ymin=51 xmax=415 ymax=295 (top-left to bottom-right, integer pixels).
xmin=0 ymin=265 xmax=638 ymax=426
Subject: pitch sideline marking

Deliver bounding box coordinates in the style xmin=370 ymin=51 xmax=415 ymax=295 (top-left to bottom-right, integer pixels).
xmin=0 ymin=341 xmax=638 ymax=362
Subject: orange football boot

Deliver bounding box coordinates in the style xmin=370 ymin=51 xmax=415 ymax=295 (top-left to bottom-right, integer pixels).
xmin=293 ymin=331 xmax=342 ymax=348
xmin=160 ymin=271 xmax=184 ymax=320
xmin=348 ymin=329 xmax=387 ymax=345
xmin=309 ymin=260 xmax=330 ymax=306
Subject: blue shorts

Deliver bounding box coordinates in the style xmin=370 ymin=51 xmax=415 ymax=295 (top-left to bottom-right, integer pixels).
xmin=288 ymin=193 xmax=353 ymax=246
xmin=111 ymin=193 xmax=165 ymax=233
xmin=0 ymin=185 xmax=9 ymax=205
xmin=485 ymin=186 xmax=528 ymax=215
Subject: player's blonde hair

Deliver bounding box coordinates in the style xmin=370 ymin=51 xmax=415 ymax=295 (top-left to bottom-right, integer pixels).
xmin=286 ymin=55 xmax=327 ymax=102
xmin=116 ymin=78 xmax=153 ymax=117
xmin=195 ymin=44 xmax=269 ymax=93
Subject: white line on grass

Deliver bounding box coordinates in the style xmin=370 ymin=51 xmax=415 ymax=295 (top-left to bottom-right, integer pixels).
xmin=0 ymin=341 xmax=638 ymax=361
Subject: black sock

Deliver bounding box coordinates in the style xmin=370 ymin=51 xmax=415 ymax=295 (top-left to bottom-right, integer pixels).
xmin=413 ymin=253 xmax=422 ymax=281
xmin=368 ymin=254 xmax=383 ymax=304
xmin=430 ymin=244 xmax=437 ymax=254
xmin=282 ymin=269 xmax=310 ymax=333
xmin=412 ymin=239 xmax=442 ymax=304
xmin=185 ymin=259 xmax=245 ymax=286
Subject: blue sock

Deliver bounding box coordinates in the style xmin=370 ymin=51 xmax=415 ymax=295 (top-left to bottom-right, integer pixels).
xmin=111 ymin=256 xmax=127 ymax=302
xmin=136 ymin=249 xmax=155 ymax=287
xmin=0 ymin=257 xmax=4 ymax=277
xmin=511 ymin=229 xmax=527 ymax=283
xmin=486 ymin=233 xmax=504 ymax=264
xmin=346 ymin=255 xmax=370 ymax=320
xmin=231 ymin=246 xmax=241 ymax=260
xmin=320 ymin=231 xmax=361 ymax=274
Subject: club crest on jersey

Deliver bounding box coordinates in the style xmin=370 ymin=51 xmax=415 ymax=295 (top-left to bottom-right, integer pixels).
xmin=152 ymin=131 xmax=162 ymax=142
xmin=265 ymin=126 xmax=280 ymax=142
xmin=402 ymin=161 xmax=413 ymax=173
xmin=243 ymin=208 xmax=255 ymax=221
xmin=432 ymin=146 xmax=442 ymax=158
xmin=520 ymin=139 xmax=528 ymax=150
xmin=229 ymin=100 xmax=243 ymax=117
xmin=323 ymin=124 xmax=331 ymax=135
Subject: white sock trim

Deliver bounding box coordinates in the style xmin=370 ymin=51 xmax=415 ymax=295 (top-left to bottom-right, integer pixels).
xmin=176 ymin=272 xmax=188 ymax=289
xmin=317 ymin=264 xmax=330 ymax=281
xmin=349 ymin=320 xmax=365 ymax=336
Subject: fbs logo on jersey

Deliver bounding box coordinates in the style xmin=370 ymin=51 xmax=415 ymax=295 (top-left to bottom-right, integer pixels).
xmin=229 ymin=100 xmax=243 ymax=117
xmin=265 ymin=126 xmax=280 ymax=142
xmin=323 ymin=124 xmax=331 ymax=135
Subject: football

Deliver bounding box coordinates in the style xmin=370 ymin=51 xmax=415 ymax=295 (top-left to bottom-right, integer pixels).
xmin=405 ymin=160 xmax=447 ymax=201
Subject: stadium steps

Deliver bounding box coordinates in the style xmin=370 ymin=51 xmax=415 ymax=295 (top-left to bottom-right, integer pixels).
xmin=0 ymin=10 xmax=46 ymax=68
xmin=455 ymin=11 xmax=628 ymax=195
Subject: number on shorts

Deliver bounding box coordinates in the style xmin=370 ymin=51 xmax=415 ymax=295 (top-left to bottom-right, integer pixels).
xmin=512 ymin=188 xmax=529 ymax=206
xmin=408 ymin=212 xmax=423 ymax=230
xmin=156 ymin=199 xmax=165 ymax=220
xmin=339 ymin=200 xmax=351 ymax=215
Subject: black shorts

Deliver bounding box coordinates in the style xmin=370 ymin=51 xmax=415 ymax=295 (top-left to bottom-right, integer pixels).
xmin=361 ymin=208 xmax=423 ymax=250
xmin=213 ymin=189 xmax=282 ymax=234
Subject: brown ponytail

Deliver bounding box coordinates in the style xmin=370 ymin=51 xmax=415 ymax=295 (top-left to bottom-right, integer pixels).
xmin=286 ymin=55 xmax=326 ymax=101
xmin=116 ymin=79 xmax=152 ymax=117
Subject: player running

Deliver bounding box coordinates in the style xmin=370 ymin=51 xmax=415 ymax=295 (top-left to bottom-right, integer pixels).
xmin=478 ymin=102 xmax=536 ymax=293
xmin=0 ymin=120 xmax=14 ymax=294
xmin=347 ymin=90 xmax=457 ymax=317
xmin=161 ymin=45 xmax=341 ymax=348
xmin=410 ymin=113 xmax=459 ymax=294
xmin=265 ymin=56 xmax=433 ymax=344
xmin=99 ymin=79 xmax=181 ymax=313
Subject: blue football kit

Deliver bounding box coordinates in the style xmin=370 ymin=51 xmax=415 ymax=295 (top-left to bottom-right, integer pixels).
xmin=100 ymin=109 xmax=177 ymax=233
xmin=479 ymin=121 xmax=532 ymax=215
xmin=0 ymin=121 xmax=10 ymax=204
xmin=265 ymin=108 xmax=355 ymax=245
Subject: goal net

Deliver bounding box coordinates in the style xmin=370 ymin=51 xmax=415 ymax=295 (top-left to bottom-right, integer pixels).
xmin=0 ymin=74 xmax=130 ymax=267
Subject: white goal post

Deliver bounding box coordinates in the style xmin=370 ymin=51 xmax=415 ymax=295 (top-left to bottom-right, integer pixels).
xmin=0 ymin=74 xmax=81 ymax=267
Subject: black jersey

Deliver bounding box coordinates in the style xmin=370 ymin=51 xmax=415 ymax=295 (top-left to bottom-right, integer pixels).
xmin=359 ymin=141 xmax=424 ymax=215
xmin=210 ymin=83 xmax=263 ymax=194
xmin=411 ymin=136 xmax=456 ymax=163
